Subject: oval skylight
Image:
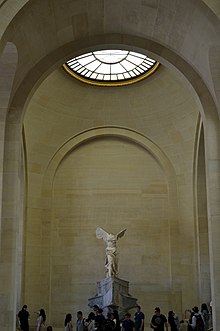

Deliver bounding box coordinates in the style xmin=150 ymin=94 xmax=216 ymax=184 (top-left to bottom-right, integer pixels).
xmin=63 ymin=49 xmax=159 ymax=86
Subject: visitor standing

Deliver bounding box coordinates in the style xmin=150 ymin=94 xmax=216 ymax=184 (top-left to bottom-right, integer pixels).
xmin=150 ymin=307 xmax=168 ymax=331
xmin=201 ymin=303 xmax=209 ymax=330
xmin=85 ymin=312 xmax=95 ymax=331
xmin=76 ymin=311 xmax=86 ymax=331
xmin=36 ymin=308 xmax=46 ymax=331
xmin=168 ymin=311 xmax=179 ymax=331
xmin=65 ymin=313 xmax=73 ymax=331
xmin=94 ymin=308 xmax=106 ymax=331
xmin=122 ymin=313 xmax=135 ymax=331
xmin=134 ymin=306 xmax=144 ymax=331
xmin=18 ymin=304 xmax=30 ymax=331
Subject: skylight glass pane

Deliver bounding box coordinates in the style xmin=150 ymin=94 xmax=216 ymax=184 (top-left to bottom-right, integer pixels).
xmin=146 ymin=57 xmax=156 ymax=64
xmin=90 ymin=73 xmax=98 ymax=79
xmin=136 ymin=67 xmax=144 ymax=73
xmin=81 ymin=69 xmax=88 ymax=75
xmin=118 ymin=74 xmax=124 ymax=80
xmin=126 ymin=54 xmax=143 ymax=66
xmin=144 ymin=61 xmax=154 ymax=67
xmin=111 ymin=74 xmax=118 ymax=80
xmin=96 ymin=63 xmax=111 ymax=74
xmin=140 ymin=64 xmax=149 ymax=70
xmin=67 ymin=60 xmax=77 ymax=66
xmin=97 ymin=74 xmax=104 ymax=80
xmin=85 ymin=60 xmax=101 ymax=71
xmin=78 ymin=55 xmax=96 ymax=66
xmin=129 ymin=71 xmax=136 ymax=77
xmin=77 ymin=67 xmax=85 ymax=74
xmin=111 ymin=63 xmax=126 ymax=74
xmin=143 ymin=63 xmax=152 ymax=69
xmin=104 ymin=75 xmax=111 ymax=80
xmin=134 ymin=69 xmax=141 ymax=75
xmin=120 ymin=60 xmax=136 ymax=71
xmin=95 ymin=50 xmax=128 ymax=63
xmin=124 ymin=72 xmax=131 ymax=79
xmin=74 ymin=64 xmax=83 ymax=71
xmin=85 ymin=71 xmax=93 ymax=77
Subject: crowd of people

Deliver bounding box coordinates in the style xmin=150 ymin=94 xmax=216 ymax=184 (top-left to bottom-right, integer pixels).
xmin=17 ymin=302 xmax=210 ymax=331
xmin=187 ymin=304 xmax=210 ymax=331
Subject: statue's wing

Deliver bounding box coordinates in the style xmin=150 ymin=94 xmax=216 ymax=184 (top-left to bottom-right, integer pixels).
xmin=96 ymin=227 xmax=109 ymax=241
xmin=116 ymin=228 xmax=127 ymax=239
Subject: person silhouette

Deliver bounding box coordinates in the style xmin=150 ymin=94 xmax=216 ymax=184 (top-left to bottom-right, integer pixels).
xmin=18 ymin=305 xmax=30 ymax=331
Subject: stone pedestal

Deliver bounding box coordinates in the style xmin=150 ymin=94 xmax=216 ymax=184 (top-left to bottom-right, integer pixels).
xmin=88 ymin=277 xmax=137 ymax=318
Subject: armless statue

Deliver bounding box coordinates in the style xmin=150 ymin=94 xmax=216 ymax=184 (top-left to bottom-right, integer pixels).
xmin=96 ymin=227 xmax=127 ymax=278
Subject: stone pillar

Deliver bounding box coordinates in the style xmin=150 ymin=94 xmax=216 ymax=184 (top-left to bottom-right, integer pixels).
xmin=0 ymin=42 xmax=20 ymax=331
xmin=204 ymin=111 xmax=220 ymax=331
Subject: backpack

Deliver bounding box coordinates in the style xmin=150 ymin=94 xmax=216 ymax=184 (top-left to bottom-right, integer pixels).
xmin=195 ymin=314 xmax=204 ymax=331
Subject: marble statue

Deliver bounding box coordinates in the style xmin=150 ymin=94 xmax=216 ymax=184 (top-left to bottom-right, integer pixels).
xmin=96 ymin=227 xmax=127 ymax=278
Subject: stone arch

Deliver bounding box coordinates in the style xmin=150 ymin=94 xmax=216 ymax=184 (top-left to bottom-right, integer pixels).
xmin=44 ymin=127 xmax=175 ymax=180
xmin=43 ymin=128 xmax=178 ymax=223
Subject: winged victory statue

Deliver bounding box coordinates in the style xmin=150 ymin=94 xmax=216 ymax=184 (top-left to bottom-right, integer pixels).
xmin=96 ymin=227 xmax=127 ymax=278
